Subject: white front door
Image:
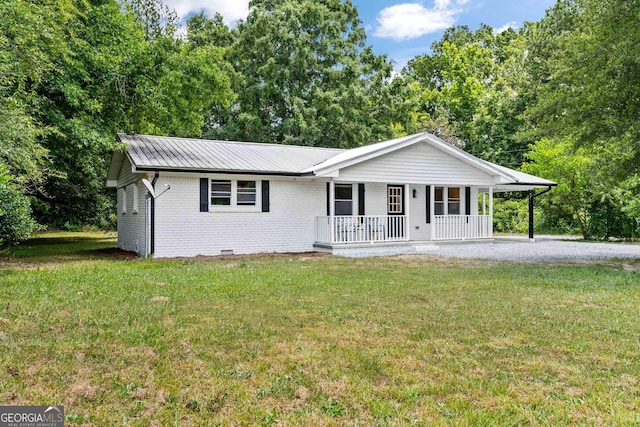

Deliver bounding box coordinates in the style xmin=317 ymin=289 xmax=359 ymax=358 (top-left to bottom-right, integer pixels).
xmin=409 ymin=185 xmax=431 ymax=240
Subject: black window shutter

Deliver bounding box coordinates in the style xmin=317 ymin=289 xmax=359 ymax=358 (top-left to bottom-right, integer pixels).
xmin=326 ymin=182 xmax=330 ymax=216
xmin=262 ymin=180 xmax=270 ymax=212
xmin=358 ymin=183 xmax=365 ymax=216
xmin=199 ymin=178 xmax=208 ymax=212
xmin=425 ymin=186 xmax=431 ymax=223
xmin=465 ymin=186 xmax=471 ymax=215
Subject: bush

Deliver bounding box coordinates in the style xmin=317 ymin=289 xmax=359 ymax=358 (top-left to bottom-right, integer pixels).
xmin=0 ymin=167 xmax=42 ymax=246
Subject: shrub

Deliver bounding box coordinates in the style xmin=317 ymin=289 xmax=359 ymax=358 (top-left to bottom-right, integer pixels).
xmin=0 ymin=165 xmax=42 ymax=246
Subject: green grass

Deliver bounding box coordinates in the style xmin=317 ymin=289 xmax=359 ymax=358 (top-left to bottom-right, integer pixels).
xmin=1 ymin=233 xmax=639 ymax=425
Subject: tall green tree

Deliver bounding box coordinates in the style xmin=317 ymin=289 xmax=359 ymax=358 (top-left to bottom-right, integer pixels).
xmin=208 ymin=0 xmax=396 ymax=148
xmin=0 ymin=0 xmax=75 ymax=191
xmin=404 ymin=25 xmax=527 ymax=167
xmin=29 ymin=0 xmax=233 ymax=228
xmin=521 ymin=0 xmax=640 ymax=238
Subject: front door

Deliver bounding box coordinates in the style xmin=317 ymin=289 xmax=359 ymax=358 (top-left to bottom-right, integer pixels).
xmin=387 ymin=185 xmax=405 ymax=238
xmin=408 ymin=185 xmax=431 ymax=240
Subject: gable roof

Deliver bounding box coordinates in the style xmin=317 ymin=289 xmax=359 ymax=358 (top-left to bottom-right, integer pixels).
xmin=115 ymin=133 xmax=342 ymax=175
xmin=107 ymin=133 xmax=556 ymax=190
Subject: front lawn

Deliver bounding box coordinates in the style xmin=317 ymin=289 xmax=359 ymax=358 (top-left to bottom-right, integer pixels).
xmin=1 ymin=233 xmax=639 ymax=425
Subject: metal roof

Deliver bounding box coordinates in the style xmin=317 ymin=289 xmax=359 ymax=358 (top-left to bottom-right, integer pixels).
xmin=109 ymin=133 xmax=556 ymax=190
xmin=119 ymin=134 xmax=343 ymax=175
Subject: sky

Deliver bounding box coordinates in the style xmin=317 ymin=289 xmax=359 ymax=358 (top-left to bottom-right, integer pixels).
xmin=164 ymin=0 xmax=557 ymax=71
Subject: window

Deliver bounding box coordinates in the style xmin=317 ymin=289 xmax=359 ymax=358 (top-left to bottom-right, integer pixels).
xmin=211 ymin=180 xmax=232 ymax=206
xmin=210 ymin=179 xmax=259 ymax=209
xmin=120 ymin=188 xmax=127 ymax=214
xmin=448 ymin=187 xmax=460 ymax=215
xmin=237 ymin=181 xmax=256 ymax=206
xmin=334 ymin=184 xmax=353 ymax=215
xmin=434 ymin=186 xmax=461 ymax=215
xmin=388 ymin=186 xmax=403 ymax=214
xmin=435 ymin=187 xmax=444 ymax=215
xmin=131 ymin=184 xmax=139 ymax=214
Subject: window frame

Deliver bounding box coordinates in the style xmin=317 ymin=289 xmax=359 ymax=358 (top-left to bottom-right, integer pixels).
xmin=334 ymin=183 xmax=353 ymax=216
xmin=120 ymin=187 xmax=127 ymax=214
xmin=208 ymin=178 xmax=261 ymax=212
xmin=448 ymin=187 xmax=461 ymax=215
xmin=434 ymin=186 xmax=461 ymax=216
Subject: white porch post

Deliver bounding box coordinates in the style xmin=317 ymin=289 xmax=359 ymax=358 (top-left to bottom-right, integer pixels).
xmin=489 ymin=186 xmax=494 ymax=238
xmin=405 ymin=184 xmax=411 ymax=241
xmin=430 ymin=184 xmax=435 ymax=240
xmin=329 ymin=180 xmax=335 ymax=244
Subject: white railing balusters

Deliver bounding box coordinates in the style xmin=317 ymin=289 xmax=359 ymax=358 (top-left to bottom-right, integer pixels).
xmin=315 ymin=215 xmax=408 ymax=244
xmin=315 ymin=214 xmax=492 ymax=244
xmin=433 ymin=215 xmax=492 ymax=240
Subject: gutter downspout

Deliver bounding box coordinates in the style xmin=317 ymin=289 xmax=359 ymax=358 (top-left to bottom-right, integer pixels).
xmin=529 ymin=186 xmax=553 ymax=241
xmin=150 ymin=171 xmax=159 ymax=256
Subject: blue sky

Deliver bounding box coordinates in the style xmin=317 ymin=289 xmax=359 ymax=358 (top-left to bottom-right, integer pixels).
xmin=165 ymin=0 xmax=557 ymax=71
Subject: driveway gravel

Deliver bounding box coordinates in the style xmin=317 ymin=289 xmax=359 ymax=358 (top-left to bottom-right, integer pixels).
xmin=433 ymin=236 xmax=640 ymax=261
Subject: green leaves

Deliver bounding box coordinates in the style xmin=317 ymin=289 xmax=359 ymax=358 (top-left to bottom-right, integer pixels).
xmin=208 ymin=0 xmax=395 ymax=148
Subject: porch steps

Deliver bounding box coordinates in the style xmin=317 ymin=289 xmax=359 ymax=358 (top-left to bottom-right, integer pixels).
xmin=329 ymin=244 xmax=438 ymax=258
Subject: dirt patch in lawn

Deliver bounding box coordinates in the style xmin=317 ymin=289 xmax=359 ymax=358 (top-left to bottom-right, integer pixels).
xmin=95 ymin=247 xmax=140 ymax=260
xmin=166 ymin=251 xmax=329 ymax=262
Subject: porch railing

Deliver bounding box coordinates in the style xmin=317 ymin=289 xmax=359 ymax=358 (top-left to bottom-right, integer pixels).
xmin=434 ymin=215 xmax=492 ymax=240
xmin=315 ymin=215 xmax=408 ymax=245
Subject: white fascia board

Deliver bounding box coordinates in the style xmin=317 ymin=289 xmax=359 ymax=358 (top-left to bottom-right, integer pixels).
xmin=105 ymin=152 xmax=124 ymax=187
xmin=126 ymin=152 xmax=139 ymax=173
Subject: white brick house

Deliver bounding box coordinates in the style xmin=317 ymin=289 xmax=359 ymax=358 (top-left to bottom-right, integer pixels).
xmin=106 ymin=132 xmax=555 ymax=258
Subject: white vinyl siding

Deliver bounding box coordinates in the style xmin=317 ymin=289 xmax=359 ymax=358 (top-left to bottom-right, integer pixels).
xmin=117 ymin=156 xmax=144 ymax=188
xmin=336 ymin=141 xmax=493 ymax=185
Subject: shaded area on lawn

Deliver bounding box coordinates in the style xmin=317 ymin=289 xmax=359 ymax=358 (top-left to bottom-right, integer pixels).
xmin=0 ymin=231 xmax=136 ymax=269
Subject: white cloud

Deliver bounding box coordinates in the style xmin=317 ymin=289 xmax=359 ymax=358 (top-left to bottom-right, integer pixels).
xmin=373 ymin=1 xmax=467 ymax=41
xmin=495 ymin=21 xmax=519 ymax=33
xmin=163 ymin=0 xmax=249 ymax=25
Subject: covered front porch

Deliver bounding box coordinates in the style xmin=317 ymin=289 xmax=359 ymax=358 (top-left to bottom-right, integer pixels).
xmin=314 ymin=181 xmax=495 ymax=247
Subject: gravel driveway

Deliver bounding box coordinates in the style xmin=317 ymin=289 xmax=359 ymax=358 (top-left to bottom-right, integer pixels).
xmin=433 ymin=236 xmax=640 ymax=261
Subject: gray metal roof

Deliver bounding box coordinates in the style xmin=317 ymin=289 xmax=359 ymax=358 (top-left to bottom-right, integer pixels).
xmin=110 ymin=133 xmax=556 ymax=190
xmin=119 ymin=134 xmax=343 ymax=174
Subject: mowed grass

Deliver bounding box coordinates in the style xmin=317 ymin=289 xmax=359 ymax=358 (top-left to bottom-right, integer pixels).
xmin=1 ymin=233 xmax=639 ymax=425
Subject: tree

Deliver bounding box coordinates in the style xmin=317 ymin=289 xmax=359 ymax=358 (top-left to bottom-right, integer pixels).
xmin=0 ymin=0 xmax=75 ymax=191
xmin=521 ymin=0 xmax=640 ymax=238
xmin=208 ymin=0 xmax=397 ymax=148
xmin=25 ymin=0 xmax=234 ymax=228
xmin=403 ymin=25 xmax=528 ymax=167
